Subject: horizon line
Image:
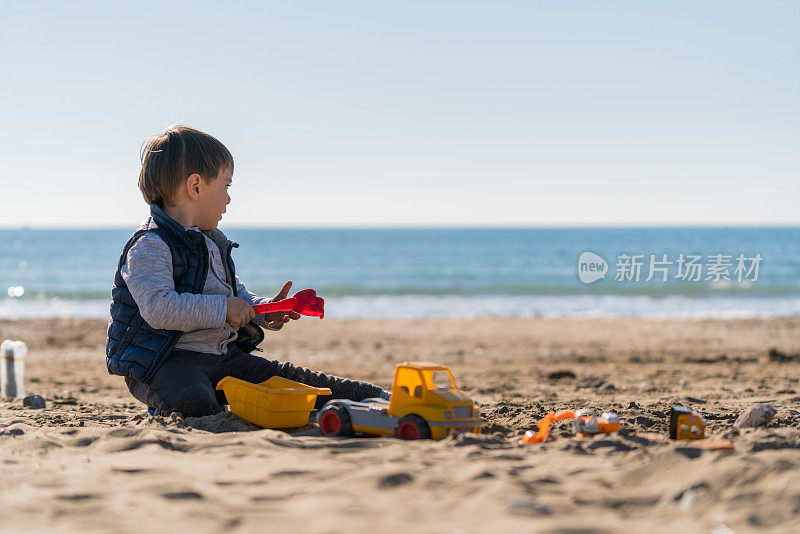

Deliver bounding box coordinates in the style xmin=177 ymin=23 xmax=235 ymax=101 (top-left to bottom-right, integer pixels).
xmin=1 ymin=222 xmax=799 ymax=231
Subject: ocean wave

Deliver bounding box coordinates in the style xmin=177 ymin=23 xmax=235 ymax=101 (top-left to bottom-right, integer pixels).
xmin=4 ymin=281 xmax=800 ymax=301
xmin=2 ymin=295 xmax=800 ymax=320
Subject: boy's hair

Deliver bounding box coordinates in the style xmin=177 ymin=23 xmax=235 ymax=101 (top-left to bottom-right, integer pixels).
xmin=138 ymin=125 xmax=234 ymax=207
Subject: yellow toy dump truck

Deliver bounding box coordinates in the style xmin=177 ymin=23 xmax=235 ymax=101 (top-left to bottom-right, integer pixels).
xmin=317 ymin=361 xmax=481 ymax=440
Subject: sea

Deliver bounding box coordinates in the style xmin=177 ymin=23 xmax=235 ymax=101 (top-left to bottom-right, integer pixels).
xmin=1 ymin=227 xmax=799 ymax=320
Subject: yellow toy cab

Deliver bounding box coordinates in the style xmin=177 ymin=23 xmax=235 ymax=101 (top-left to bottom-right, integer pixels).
xmin=317 ymin=361 xmax=482 ymax=440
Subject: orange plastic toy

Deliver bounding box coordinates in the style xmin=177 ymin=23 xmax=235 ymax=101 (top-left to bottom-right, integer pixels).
xmin=520 ymin=409 xmax=621 ymax=444
xmin=574 ymin=409 xmax=621 ymax=437
xmin=520 ymin=410 xmax=575 ymax=444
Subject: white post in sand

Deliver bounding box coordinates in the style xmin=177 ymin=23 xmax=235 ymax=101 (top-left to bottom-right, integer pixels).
xmin=1 ymin=340 xmax=27 ymax=400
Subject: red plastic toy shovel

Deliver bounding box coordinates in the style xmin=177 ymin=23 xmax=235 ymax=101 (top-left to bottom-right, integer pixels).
xmin=252 ymin=289 xmax=325 ymax=319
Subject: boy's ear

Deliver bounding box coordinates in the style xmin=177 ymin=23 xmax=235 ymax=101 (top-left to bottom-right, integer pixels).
xmin=186 ymin=173 xmax=202 ymax=201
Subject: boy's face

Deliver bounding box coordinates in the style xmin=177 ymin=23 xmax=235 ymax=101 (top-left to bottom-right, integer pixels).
xmin=195 ymin=167 xmax=232 ymax=230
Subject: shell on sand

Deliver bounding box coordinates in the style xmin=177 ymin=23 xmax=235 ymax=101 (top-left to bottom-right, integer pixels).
xmin=734 ymin=403 xmax=778 ymax=428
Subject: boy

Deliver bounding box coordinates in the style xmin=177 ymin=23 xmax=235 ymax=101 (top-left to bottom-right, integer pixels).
xmin=106 ymin=125 xmax=386 ymax=417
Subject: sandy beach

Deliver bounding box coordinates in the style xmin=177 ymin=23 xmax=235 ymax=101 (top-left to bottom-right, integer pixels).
xmin=1 ymin=316 xmax=799 ymax=533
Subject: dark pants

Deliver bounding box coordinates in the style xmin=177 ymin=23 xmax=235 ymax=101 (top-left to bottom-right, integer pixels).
xmin=125 ymin=343 xmax=383 ymax=417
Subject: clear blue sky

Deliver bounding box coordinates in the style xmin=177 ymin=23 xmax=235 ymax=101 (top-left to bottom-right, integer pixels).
xmin=1 ymin=1 xmax=798 ymax=227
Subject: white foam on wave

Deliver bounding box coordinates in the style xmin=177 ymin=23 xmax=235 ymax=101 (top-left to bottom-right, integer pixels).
xmin=2 ymin=295 xmax=800 ymax=321
xmin=327 ymin=295 xmax=800 ymax=320
xmin=0 ymin=298 xmax=110 ymax=320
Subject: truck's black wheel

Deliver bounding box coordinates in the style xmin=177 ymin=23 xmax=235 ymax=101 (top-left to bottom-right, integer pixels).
xmin=319 ymin=405 xmax=353 ymax=437
xmin=396 ymin=415 xmax=432 ymax=440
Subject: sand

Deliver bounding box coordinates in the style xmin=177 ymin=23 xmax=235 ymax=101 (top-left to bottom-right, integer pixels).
xmin=1 ymin=317 xmax=799 ymax=533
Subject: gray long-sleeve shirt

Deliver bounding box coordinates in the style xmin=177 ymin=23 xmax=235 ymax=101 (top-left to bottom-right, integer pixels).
xmin=120 ymin=226 xmax=270 ymax=355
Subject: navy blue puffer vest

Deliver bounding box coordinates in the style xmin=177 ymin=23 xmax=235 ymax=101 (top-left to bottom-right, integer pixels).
xmin=105 ymin=203 xmax=263 ymax=382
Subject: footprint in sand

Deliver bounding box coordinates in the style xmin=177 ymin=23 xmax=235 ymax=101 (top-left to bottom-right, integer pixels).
xmin=111 ymin=468 xmax=149 ymax=474
xmin=271 ymin=469 xmax=312 ymax=477
xmin=377 ymin=472 xmax=414 ymax=488
xmin=161 ymin=491 xmax=204 ymax=500
xmin=56 ymin=494 xmax=98 ymax=501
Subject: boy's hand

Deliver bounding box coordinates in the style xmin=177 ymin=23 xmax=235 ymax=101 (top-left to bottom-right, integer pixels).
xmin=226 ymin=297 xmax=255 ymax=329
xmin=265 ymin=281 xmax=302 ymax=331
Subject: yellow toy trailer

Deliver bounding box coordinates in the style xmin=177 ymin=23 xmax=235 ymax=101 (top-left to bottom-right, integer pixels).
xmin=669 ymin=405 xmax=706 ymax=440
xmin=317 ymin=361 xmax=482 ymax=440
